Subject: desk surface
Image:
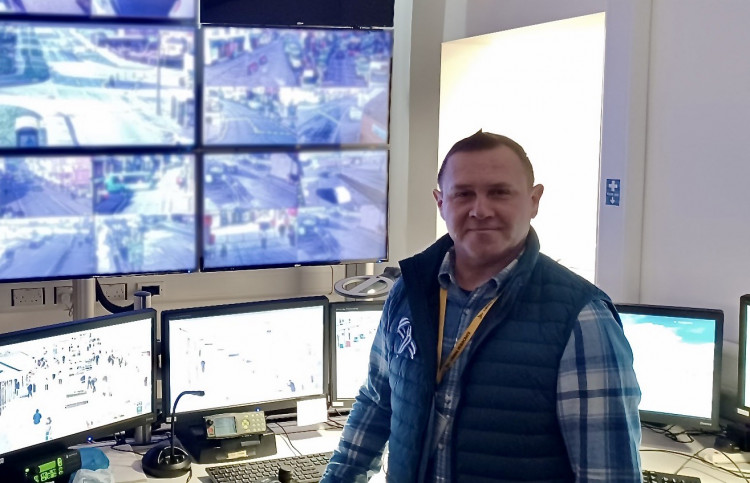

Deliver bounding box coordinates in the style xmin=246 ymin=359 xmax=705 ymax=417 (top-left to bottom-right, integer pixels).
xmin=97 ymin=425 xmax=750 ymax=482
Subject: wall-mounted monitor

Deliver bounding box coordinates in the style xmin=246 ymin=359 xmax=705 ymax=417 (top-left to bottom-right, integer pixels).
xmin=328 ymin=300 xmax=383 ymax=409
xmin=0 ymin=309 xmax=157 ymax=477
xmin=0 ymin=153 xmax=197 ymax=282
xmin=0 ymin=0 xmax=195 ymax=20
xmin=161 ymin=296 xmax=329 ymax=419
xmin=616 ymin=303 xmax=723 ymax=430
xmin=202 ymin=148 xmax=387 ymax=271
xmin=0 ymin=22 xmax=195 ymax=150
xmin=202 ymin=26 xmax=392 ymax=147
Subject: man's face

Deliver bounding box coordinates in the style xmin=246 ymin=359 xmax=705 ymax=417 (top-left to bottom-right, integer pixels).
xmin=433 ymin=145 xmax=544 ymax=269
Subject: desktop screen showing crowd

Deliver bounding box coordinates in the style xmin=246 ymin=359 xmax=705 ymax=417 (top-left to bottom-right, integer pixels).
xmin=0 ymin=309 xmax=157 ymax=477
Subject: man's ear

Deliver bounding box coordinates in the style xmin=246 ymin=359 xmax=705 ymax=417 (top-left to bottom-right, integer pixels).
xmin=433 ymin=189 xmax=445 ymax=218
xmin=530 ymin=184 xmax=544 ymax=218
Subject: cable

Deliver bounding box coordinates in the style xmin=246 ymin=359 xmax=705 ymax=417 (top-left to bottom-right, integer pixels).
xmin=641 ymin=448 xmax=750 ymax=481
xmin=272 ymin=422 xmax=302 ymax=456
xmin=95 ymin=278 xmax=134 ymax=313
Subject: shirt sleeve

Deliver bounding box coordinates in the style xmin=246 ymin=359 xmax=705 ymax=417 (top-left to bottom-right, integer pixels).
xmin=320 ymin=299 xmax=395 ymax=482
xmin=557 ymin=299 xmax=642 ymax=482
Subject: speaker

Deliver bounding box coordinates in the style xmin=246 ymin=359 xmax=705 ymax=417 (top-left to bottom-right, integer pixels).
xmin=200 ymin=0 xmax=394 ymax=28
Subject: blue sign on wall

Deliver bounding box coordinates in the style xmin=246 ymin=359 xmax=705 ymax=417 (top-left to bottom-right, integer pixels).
xmin=605 ymin=178 xmax=621 ymax=206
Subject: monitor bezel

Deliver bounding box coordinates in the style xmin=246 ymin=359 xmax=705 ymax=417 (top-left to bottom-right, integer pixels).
xmin=737 ymin=295 xmax=750 ymax=415
xmin=0 ymin=308 xmax=158 ymax=470
xmin=616 ymin=302 xmax=724 ymax=431
xmin=160 ymin=295 xmax=330 ymax=424
xmin=0 ymin=152 xmax=200 ymax=283
xmin=328 ymin=299 xmax=384 ymax=410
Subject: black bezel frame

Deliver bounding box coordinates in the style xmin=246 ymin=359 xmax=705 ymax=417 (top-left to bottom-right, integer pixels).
xmin=328 ymin=299 xmax=384 ymax=409
xmin=160 ymin=295 xmax=330 ymax=425
xmin=616 ymin=302 xmax=724 ymax=430
xmin=0 ymin=308 xmax=158 ymax=472
xmin=737 ymin=295 xmax=750 ymax=416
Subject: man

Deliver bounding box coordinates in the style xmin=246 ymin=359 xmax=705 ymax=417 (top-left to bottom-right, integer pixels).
xmin=321 ymin=131 xmax=641 ymax=482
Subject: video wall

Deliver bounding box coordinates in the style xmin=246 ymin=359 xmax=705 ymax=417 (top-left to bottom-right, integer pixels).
xmin=0 ymin=6 xmax=393 ymax=282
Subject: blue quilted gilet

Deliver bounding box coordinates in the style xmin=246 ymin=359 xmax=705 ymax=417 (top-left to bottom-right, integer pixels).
xmin=387 ymin=231 xmax=610 ymax=482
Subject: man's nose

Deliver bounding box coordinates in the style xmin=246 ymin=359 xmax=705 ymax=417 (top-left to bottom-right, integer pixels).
xmin=469 ymin=195 xmax=491 ymax=218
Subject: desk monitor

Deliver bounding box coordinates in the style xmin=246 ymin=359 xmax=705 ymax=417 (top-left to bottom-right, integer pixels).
xmin=329 ymin=300 xmax=383 ymax=409
xmin=737 ymin=295 xmax=750 ymax=419
xmin=161 ymin=296 xmax=329 ymax=419
xmin=0 ymin=309 xmax=157 ymax=475
xmin=616 ymin=303 xmax=723 ymax=430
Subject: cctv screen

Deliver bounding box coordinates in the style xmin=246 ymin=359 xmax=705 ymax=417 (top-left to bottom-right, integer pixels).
xmin=202 ymin=26 xmax=392 ymax=146
xmin=165 ymin=302 xmax=326 ymax=414
xmin=0 ymin=0 xmax=195 ymax=19
xmin=0 ymin=154 xmax=197 ymax=281
xmin=202 ymin=148 xmax=388 ymax=270
xmin=0 ymin=314 xmax=153 ymax=456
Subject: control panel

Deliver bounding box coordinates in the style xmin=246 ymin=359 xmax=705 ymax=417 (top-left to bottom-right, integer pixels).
xmin=204 ymin=411 xmax=266 ymax=439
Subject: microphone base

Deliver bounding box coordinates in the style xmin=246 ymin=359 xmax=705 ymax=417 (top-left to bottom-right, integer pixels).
xmin=141 ymin=443 xmax=192 ymax=478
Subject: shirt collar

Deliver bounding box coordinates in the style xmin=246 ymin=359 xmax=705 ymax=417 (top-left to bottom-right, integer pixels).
xmin=437 ymin=247 xmax=521 ymax=293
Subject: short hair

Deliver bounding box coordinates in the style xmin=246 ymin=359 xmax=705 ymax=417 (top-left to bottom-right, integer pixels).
xmin=437 ymin=130 xmax=535 ymax=187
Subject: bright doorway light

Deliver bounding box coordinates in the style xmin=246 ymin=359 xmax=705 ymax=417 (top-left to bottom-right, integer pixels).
xmin=438 ymin=13 xmax=605 ymax=282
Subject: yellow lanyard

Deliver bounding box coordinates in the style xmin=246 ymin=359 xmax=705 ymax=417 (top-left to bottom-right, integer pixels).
xmin=436 ymin=288 xmax=499 ymax=384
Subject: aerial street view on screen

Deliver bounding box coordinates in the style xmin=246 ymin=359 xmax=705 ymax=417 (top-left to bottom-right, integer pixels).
xmin=0 ymin=318 xmax=152 ymax=456
xmin=0 ymin=0 xmax=195 ymax=18
xmin=0 ymin=154 xmax=196 ymax=280
xmin=202 ymin=149 xmax=387 ymax=269
xmin=621 ymin=313 xmax=716 ymax=419
xmin=0 ymin=22 xmax=195 ymax=147
xmin=167 ymin=306 xmax=324 ymax=414
xmin=203 ymin=27 xmax=392 ymax=146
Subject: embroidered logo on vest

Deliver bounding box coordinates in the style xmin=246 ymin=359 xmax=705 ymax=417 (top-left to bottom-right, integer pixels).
xmin=396 ymin=317 xmax=416 ymax=359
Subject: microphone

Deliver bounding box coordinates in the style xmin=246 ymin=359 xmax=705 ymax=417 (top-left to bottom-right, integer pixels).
xmin=142 ymin=390 xmax=205 ymax=478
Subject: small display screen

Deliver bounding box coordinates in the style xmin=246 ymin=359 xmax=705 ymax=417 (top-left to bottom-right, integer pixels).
xmin=212 ymin=416 xmax=237 ymax=438
xmin=332 ymin=303 xmax=383 ymax=400
xmin=620 ymin=311 xmax=717 ymax=420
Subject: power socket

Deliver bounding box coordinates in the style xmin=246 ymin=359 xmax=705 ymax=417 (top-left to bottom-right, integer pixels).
xmin=137 ymin=281 xmax=164 ymax=297
xmin=54 ymin=286 xmax=73 ymax=306
xmin=12 ymin=287 xmax=45 ymax=306
xmin=100 ymin=283 xmax=127 ymax=301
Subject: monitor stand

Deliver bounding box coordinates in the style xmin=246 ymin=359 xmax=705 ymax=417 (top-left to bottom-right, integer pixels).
xmin=175 ymin=424 xmax=277 ymax=464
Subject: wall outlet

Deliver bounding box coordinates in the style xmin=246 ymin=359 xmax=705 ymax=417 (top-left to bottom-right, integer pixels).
xmin=54 ymin=286 xmax=73 ymax=306
xmin=12 ymin=287 xmax=45 ymax=306
xmin=100 ymin=283 xmax=127 ymax=301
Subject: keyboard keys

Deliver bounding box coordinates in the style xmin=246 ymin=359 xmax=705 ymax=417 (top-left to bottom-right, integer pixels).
xmin=642 ymin=469 xmax=701 ymax=483
xmin=206 ymin=451 xmax=333 ymax=483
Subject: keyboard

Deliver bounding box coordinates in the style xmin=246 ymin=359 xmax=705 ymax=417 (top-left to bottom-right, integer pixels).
xmin=643 ymin=469 xmax=701 ymax=483
xmin=206 ymin=451 xmax=333 ymax=483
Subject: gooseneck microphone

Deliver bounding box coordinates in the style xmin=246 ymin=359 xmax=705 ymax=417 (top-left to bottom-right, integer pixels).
xmin=142 ymin=390 xmax=205 ymax=478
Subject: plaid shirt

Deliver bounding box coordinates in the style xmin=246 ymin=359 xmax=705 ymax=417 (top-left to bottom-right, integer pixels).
xmin=323 ymin=251 xmax=642 ymax=482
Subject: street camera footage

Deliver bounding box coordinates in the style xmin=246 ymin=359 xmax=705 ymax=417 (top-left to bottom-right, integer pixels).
xmin=0 ymin=0 xmax=195 ymax=20
xmin=0 ymin=22 xmax=195 ymax=148
xmin=332 ymin=304 xmax=382 ymax=400
xmin=0 ymin=314 xmax=153 ymax=457
xmin=202 ymin=149 xmax=387 ymax=270
xmin=202 ymin=26 xmax=392 ymax=147
xmin=165 ymin=303 xmax=325 ymax=414
xmin=0 ymin=154 xmax=197 ymax=281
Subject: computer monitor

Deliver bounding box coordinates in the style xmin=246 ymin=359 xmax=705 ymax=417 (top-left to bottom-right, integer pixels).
xmin=202 ymin=26 xmax=392 ymax=147
xmin=736 ymin=295 xmax=750 ymax=419
xmin=0 ymin=153 xmax=197 ymax=282
xmin=0 ymin=0 xmax=196 ymax=19
xmin=161 ymin=296 xmax=329 ymax=419
xmin=0 ymin=309 xmax=157 ymax=475
xmin=0 ymin=21 xmax=195 ymax=149
xmin=616 ymin=303 xmax=723 ymax=430
xmin=328 ymin=300 xmax=383 ymax=409
xmin=201 ymin=148 xmax=388 ymax=271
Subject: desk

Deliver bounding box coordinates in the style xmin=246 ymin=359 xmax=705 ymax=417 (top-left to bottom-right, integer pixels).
xmin=96 ymin=426 xmax=750 ymax=482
